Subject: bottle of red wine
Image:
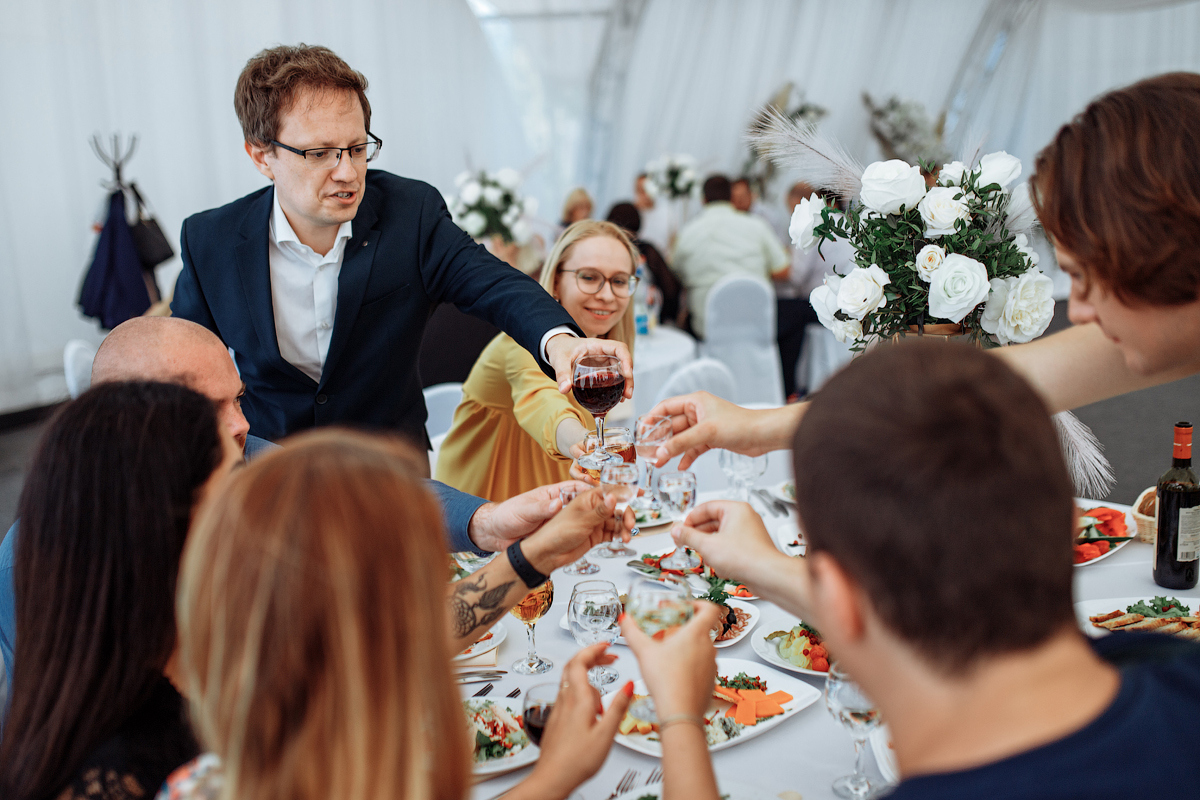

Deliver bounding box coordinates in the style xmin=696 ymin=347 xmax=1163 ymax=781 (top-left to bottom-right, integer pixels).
xmin=1154 ymin=421 xmax=1200 ymax=590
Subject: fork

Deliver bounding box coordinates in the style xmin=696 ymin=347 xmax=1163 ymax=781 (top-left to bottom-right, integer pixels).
xmin=506 ymin=688 xmax=521 ymax=698
xmin=646 ymin=767 xmax=663 ymax=786
xmin=605 ymin=770 xmax=639 ymax=800
xmin=472 ymin=683 xmax=494 ymax=697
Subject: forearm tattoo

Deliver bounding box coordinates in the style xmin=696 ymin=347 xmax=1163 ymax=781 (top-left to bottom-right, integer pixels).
xmin=450 ymin=574 xmax=518 ymax=640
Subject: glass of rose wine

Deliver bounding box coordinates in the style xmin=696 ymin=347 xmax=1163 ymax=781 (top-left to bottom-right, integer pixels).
xmin=522 ymin=683 xmax=557 ymax=747
xmin=597 ymin=462 xmax=639 ymax=558
xmin=572 ymin=355 xmax=626 ymax=450
xmin=559 ymin=486 xmax=599 ymax=575
xmin=510 ymin=579 xmax=554 ymax=675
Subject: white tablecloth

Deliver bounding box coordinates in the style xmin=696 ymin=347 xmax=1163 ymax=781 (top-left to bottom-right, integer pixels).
xmin=468 ymin=495 xmax=1166 ymax=800
xmin=626 ymin=326 xmax=698 ymax=418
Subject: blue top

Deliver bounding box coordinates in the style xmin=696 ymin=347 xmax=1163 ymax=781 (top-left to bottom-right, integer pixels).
xmin=885 ymin=633 xmax=1200 ymax=799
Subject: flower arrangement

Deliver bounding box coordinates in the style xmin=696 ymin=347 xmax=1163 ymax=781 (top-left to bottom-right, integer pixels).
xmin=863 ymin=93 xmax=951 ymax=167
xmin=450 ymin=168 xmax=537 ymax=244
xmin=643 ymin=154 xmax=697 ymax=200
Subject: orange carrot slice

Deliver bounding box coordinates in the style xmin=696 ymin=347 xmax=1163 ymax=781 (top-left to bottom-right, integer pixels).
xmin=766 ymin=690 xmax=793 ymax=704
xmin=714 ymin=686 xmax=741 ymax=704
xmin=739 ymin=689 xmax=767 ymax=701
xmin=734 ymin=700 xmax=758 ymax=726
xmin=755 ymin=700 xmax=785 ymax=718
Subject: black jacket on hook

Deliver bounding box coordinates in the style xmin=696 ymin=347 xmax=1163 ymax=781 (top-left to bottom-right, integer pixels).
xmin=79 ymin=190 xmax=152 ymax=330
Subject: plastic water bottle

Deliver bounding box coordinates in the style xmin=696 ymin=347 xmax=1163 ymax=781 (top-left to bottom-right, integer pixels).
xmin=634 ymin=262 xmax=650 ymax=336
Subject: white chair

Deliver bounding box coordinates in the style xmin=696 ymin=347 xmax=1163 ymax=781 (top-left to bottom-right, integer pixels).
xmin=699 ymin=275 xmax=785 ymax=405
xmin=795 ymin=323 xmax=855 ymax=395
xmin=653 ymin=358 xmax=737 ymax=406
xmin=423 ymin=382 xmax=464 ymax=441
xmin=63 ymin=339 xmax=97 ymax=399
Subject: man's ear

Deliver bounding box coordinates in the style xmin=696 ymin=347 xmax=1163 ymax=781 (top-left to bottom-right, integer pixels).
xmin=807 ymin=551 xmax=868 ymax=644
xmin=245 ymin=140 xmax=275 ymax=181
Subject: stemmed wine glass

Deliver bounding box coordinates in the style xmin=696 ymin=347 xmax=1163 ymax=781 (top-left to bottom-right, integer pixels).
xmin=522 ymin=683 xmax=557 ymax=747
xmin=719 ymin=450 xmax=769 ymax=502
xmin=625 ymin=578 xmax=693 ymax=721
xmin=597 ymin=462 xmax=638 ymax=558
xmin=657 ymin=471 xmax=700 ymax=571
xmin=825 ymin=662 xmax=882 ymax=798
xmin=572 ymin=354 xmax=625 ymax=449
xmin=559 ymin=486 xmax=599 ymax=575
xmin=632 ymin=415 xmax=673 ymax=519
xmin=510 ymin=579 xmax=555 ymax=675
xmin=568 ymin=580 xmax=622 ymax=689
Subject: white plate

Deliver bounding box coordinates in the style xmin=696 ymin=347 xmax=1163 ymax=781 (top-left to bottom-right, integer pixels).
xmin=469 ymin=701 xmax=540 ymax=778
xmin=1074 ymin=595 xmax=1200 ymax=638
xmin=766 ymin=480 xmax=795 ymax=504
xmin=603 ymin=657 xmax=821 ymax=757
xmin=612 ymin=778 xmax=779 ymax=800
xmin=557 ymin=598 xmax=757 ymax=649
xmin=750 ymin=612 xmax=830 ymax=678
xmin=454 ymin=622 xmax=507 ymax=661
xmin=627 ymin=548 xmax=759 ymax=600
xmin=870 ymin=725 xmax=899 ymax=786
xmin=1073 ymin=503 xmax=1136 ymax=568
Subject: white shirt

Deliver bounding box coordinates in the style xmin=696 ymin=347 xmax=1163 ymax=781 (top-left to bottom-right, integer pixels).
xmin=269 ymin=193 xmax=353 ymax=382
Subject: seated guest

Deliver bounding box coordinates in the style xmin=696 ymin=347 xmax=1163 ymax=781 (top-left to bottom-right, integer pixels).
xmin=730 ymin=176 xmax=789 ymax=244
xmin=561 ymin=186 xmax=594 ymax=228
xmin=606 ymin=201 xmax=683 ymax=326
xmin=435 ymin=221 xmax=638 ymax=501
xmin=163 ymin=431 xmax=633 ymax=800
xmin=0 ymin=382 xmax=241 ymax=800
xmin=633 ymin=172 xmax=671 ymax=256
xmin=651 ymin=340 xmax=1200 ymax=800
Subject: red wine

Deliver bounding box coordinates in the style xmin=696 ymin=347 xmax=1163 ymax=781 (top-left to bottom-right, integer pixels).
xmin=572 ymin=370 xmax=625 ymax=416
xmin=524 ymin=703 xmax=553 ymax=746
xmin=1154 ymin=422 xmax=1200 ymax=590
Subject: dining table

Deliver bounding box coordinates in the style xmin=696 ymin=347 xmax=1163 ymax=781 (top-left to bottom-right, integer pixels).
xmin=463 ymin=456 xmax=1182 ymax=800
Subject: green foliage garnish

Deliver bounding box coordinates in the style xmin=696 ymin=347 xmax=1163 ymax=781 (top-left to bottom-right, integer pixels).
xmin=718 ymin=672 xmax=768 ymax=691
xmin=1127 ymin=596 xmax=1191 ymax=618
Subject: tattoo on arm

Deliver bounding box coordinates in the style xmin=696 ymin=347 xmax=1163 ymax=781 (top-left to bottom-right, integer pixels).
xmin=451 ymin=574 xmax=518 ymax=639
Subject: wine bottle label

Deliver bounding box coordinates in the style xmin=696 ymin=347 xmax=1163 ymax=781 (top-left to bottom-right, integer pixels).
xmin=1178 ymin=505 xmax=1200 ymax=562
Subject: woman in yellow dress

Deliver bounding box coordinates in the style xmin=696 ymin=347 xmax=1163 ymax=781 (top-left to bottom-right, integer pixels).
xmin=435 ymin=220 xmax=638 ymax=501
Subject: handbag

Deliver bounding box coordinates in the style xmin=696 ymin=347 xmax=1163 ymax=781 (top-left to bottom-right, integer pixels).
xmin=127 ymin=182 xmax=175 ymax=269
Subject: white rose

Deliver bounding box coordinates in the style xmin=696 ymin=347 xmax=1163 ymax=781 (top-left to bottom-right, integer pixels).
xmin=460 ymin=181 xmax=481 ymax=205
xmin=914 ymin=244 xmax=946 ymax=282
xmin=1012 ymin=233 xmax=1040 ymax=267
xmin=482 ymin=185 xmax=503 ymax=206
xmin=978 ymin=151 xmax=1022 ymax=189
xmin=928 ymin=253 xmax=990 ymax=322
xmin=495 ymin=167 xmax=521 ymax=190
xmin=523 ymin=196 xmax=539 ymax=216
xmin=917 ymin=186 xmax=972 ymax=238
xmin=938 ymin=161 xmax=966 ymax=186
xmin=511 ymin=219 xmax=532 ymax=245
xmin=980 ymin=269 xmax=1055 ymax=344
xmin=836 ymin=264 xmax=891 ymax=320
xmin=859 ymin=160 xmax=927 ymax=215
xmin=1005 ymin=182 xmax=1037 ymax=232
xmin=461 ymin=210 xmax=487 ymax=238
xmin=788 ymin=193 xmax=824 ymax=251
xmin=454 ymin=171 xmax=471 ymax=188
xmin=502 ymin=206 xmax=519 ymax=226
xmin=810 ymin=275 xmax=863 ymax=344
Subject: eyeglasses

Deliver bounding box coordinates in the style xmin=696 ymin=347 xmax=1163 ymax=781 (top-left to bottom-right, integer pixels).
xmin=270 ymin=132 xmax=383 ymax=170
xmin=560 ymin=269 xmax=640 ymax=298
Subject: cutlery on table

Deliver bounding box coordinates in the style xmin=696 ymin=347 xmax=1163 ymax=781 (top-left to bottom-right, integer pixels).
xmin=506 ymin=688 xmax=522 ymax=698
xmin=456 ymin=672 xmax=506 ymax=685
xmin=646 ymin=767 xmax=663 ymax=785
xmin=752 ymin=488 xmax=787 ymax=517
xmin=472 ymin=683 xmax=494 ymax=697
xmin=606 ymin=770 xmax=639 ymax=800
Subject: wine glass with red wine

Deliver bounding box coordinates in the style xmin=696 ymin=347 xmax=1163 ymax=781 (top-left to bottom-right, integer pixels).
xmin=572 ymin=354 xmax=625 ymax=449
xmin=523 ymin=683 xmax=557 ymax=748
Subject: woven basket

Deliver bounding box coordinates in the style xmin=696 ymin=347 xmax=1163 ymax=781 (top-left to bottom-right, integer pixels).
xmin=1132 ymin=486 xmax=1157 ymax=544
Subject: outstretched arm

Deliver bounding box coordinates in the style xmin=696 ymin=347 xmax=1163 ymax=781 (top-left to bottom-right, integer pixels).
xmin=648 ymin=392 xmax=804 ymax=469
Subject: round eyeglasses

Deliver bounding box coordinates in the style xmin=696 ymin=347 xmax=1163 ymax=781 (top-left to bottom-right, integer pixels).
xmin=560 ymin=269 xmax=640 ymax=298
xmin=270 ymin=133 xmax=383 ymax=170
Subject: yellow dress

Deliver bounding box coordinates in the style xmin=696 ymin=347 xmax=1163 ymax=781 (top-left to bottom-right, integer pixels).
xmin=435 ymin=334 xmax=595 ymax=501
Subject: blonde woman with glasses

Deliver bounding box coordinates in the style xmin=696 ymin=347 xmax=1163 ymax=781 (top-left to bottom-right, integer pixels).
xmin=161 ymin=430 xmax=633 ymax=800
xmin=435 ymin=220 xmax=639 ymax=501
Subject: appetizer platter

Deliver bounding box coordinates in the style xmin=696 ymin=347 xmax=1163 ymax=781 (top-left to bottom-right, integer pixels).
xmin=454 ymin=622 xmax=507 ymax=662
xmin=750 ymin=612 xmax=830 ymax=677
xmin=627 ymin=548 xmax=757 ymax=600
xmin=611 ymin=779 xmax=779 ymax=800
xmin=1076 ymin=595 xmax=1200 ymax=640
xmin=603 ymin=657 xmax=820 ymax=757
xmin=1072 ymin=504 xmax=1135 ymax=566
xmin=465 ymin=699 xmax=539 ymax=777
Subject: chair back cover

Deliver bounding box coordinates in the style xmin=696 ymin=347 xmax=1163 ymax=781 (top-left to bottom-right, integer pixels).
xmin=423 ymin=382 xmax=464 ymax=440
xmin=653 ymin=358 xmax=737 ymax=406
xmin=63 ymin=339 xmax=97 ymax=399
xmin=699 ymin=275 xmax=785 ymax=405
xmin=795 ymin=323 xmax=855 ymax=396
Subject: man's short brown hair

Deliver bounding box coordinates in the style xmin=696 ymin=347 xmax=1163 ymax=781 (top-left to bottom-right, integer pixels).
xmin=234 ymin=44 xmax=371 ymax=147
xmin=792 ymin=341 xmax=1076 ymax=674
xmin=1031 ymin=72 xmax=1200 ymax=306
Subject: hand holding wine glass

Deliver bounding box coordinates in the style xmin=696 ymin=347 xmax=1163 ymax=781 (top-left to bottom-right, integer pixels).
xmin=825 ymin=662 xmax=882 ymax=799
xmin=558 ymin=486 xmax=600 ymax=575
xmin=573 ymin=354 xmax=626 ymax=449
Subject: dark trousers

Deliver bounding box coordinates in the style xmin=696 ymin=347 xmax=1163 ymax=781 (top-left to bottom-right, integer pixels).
xmin=777 ymin=297 xmax=819 ymax=399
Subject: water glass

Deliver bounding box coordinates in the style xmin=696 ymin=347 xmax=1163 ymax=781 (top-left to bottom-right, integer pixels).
xmin=719 ymin=450 xmax=769 ymax=501
xmin=632 ymin=415 xmax=673 ymax=517
xmin=568 ymin=580 xmax=622 ymax=688
xmin=597 ymin=462 xmax=639 ymax=558
xmin=824 ymin=662 xmax=882 ymax=798
xmin=657 ymin=471 xmax=700 ymax=570
xmin=559 ymin=486 xmax=599 ymax=575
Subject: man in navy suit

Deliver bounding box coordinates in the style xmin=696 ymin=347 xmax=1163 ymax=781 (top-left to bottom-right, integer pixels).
xmin=171 ymin=45 xmax=631 ymax=465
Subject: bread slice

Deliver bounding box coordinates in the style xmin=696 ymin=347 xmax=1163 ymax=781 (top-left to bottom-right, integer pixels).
xmin=1156 ymin=621 xmax=1187 ymax=635
xmin=1123 ymin=617 xmax=1177 ymax=631
xmin=1097 ymin=613 xmax=1144 ymax=630
xmin=1176 ymin=627 xmax=1200 ymax=640
xmin=1089 ymin=609 xmax=1126 ymax=623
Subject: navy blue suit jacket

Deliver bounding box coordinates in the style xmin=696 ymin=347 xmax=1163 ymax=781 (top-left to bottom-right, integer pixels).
xmin=171 ymin=170 xmax=579 ymax=444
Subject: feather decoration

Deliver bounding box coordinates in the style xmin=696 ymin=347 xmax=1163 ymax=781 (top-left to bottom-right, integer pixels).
xmin=954 ymin=128 xmax=987 ymax=170
xmin=1054 ymin=410 xmax=1115 ymax=499
xmin=746 ymin=107 xmax=865 ymax=203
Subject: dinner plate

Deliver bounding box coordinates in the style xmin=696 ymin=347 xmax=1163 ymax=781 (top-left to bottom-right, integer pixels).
xmin=633 ymin=506 xmax=674 ymax=529
xmin=1073 ymin=504 xmax=1136 ymax=568
xmin=612 ymin=778 xmax=779 ymax=800
xmin=454 ymin=622 xmax=507 ymax=661
xmin=870 ymin=725 xmax=899 ymax=786
xmin=766 ymin=480 xmax=795 ymax=504
xmin=473 ymin=737 xmax=539 ymax=778
xmin=750 ymin=611 xmax=830 ymax=678
xmin=557 ymin=598 xmax=759 ymax=649
xmin=626 ymin=548 xmax=759 ymax=600
xmin=1074 ymin=595 xmax=1200 ymax=638
xmin=603 ymin=657 xmax=821 ymax=757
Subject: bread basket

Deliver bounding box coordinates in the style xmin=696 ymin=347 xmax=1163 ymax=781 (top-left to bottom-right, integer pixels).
xmin=1132 ymin=486 xmax=1156 ymax=544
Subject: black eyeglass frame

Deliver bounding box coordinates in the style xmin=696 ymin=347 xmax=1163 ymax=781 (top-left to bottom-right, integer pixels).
xmin=269 ymin=132 xmax=383 ymax=167
xmin=559 ymin=268 xmax=640 ymax=298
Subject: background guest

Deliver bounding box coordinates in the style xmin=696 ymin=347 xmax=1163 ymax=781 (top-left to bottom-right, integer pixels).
xmin=0 ymin=382 xmax=240 ymax=800
xmin=435 ymin=221 xmax=639 ymax=501
xmin=633 ymin=172 xmax=671 ymax=256
xmin=606 ymin=201 xmax=683 ymax=327
xmin=560 ymin=186 xmax=595 ymax=228
xmin=731 ymin=176 xmax=790 ymax=244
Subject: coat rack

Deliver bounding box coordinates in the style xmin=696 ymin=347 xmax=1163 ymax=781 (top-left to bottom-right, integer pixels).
xmin=90 ymin=133 xmax=138 ymax=189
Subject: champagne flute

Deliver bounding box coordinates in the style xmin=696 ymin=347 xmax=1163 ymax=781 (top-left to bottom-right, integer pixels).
xmin=572 ymin=354 xmax=625 ymax=449
xmin=559 ymin=486 xmax=600 ymax=575
xmin=510 ymin=579 xmax=554 ymax=675
xmin=522 ymin=683 xmax=557 ymax=747
xmin=718 ymin=450 xmax=769 ymax=502
xmin=568 ymin=580 xmax=622 ymax=689
xmin=625 ymin=578 xmax=693 ymax=721
xmin=632 ymin=415 xmax=673 ymax=519
xmin=657 ymin=471 xmax=700 ymax=571
xmin=825 ymin=662 xmax=882 ymax=798
xmin=597 ymin=462 xmax=638 ymax=558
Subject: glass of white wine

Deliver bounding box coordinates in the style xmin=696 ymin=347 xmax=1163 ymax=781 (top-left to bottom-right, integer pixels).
xmin=510 ymin=579 xmax=554 ymax=675
xmin=568 ymin=580 xmax=622 ymax=688
xmin=625 ymin=578 xmax=693 ymax=722
xmin=597 ymin=462 xmax=638 ymax=558
xmin=824 ymin=662 xmax=882 ymax=798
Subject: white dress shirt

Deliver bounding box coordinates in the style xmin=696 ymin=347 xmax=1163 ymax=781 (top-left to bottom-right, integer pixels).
xmin=268 ymin=194 xmax=353 ymax=382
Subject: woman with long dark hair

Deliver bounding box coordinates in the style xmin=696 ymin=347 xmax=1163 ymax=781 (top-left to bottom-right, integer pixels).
xmin=0 ymin=381 xmax=240 ymax=800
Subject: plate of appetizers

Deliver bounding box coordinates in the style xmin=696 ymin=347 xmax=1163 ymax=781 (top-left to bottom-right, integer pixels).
xmin=465 ymin=698 xmax=539 ymax=777
xmin=1073 ymin=504 xmax=1136 ymax=567
xmin=1075 ymin=595 xmax=1200 ymax=639
xmin=750 ymin=611 xmax=830 ymax=678
xmin=627 ymin=548 xmax=756 ymax=600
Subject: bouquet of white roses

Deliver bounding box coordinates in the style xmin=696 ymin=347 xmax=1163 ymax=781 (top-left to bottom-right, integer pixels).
xmin=450 ymin=168 xmax=537 ymax=245
xmin=643 ymin=154 xmax=697 ymax=200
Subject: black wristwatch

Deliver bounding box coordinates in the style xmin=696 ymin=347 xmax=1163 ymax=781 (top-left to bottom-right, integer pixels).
xmin=507 ymin=541 xmax=549 ymax=588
